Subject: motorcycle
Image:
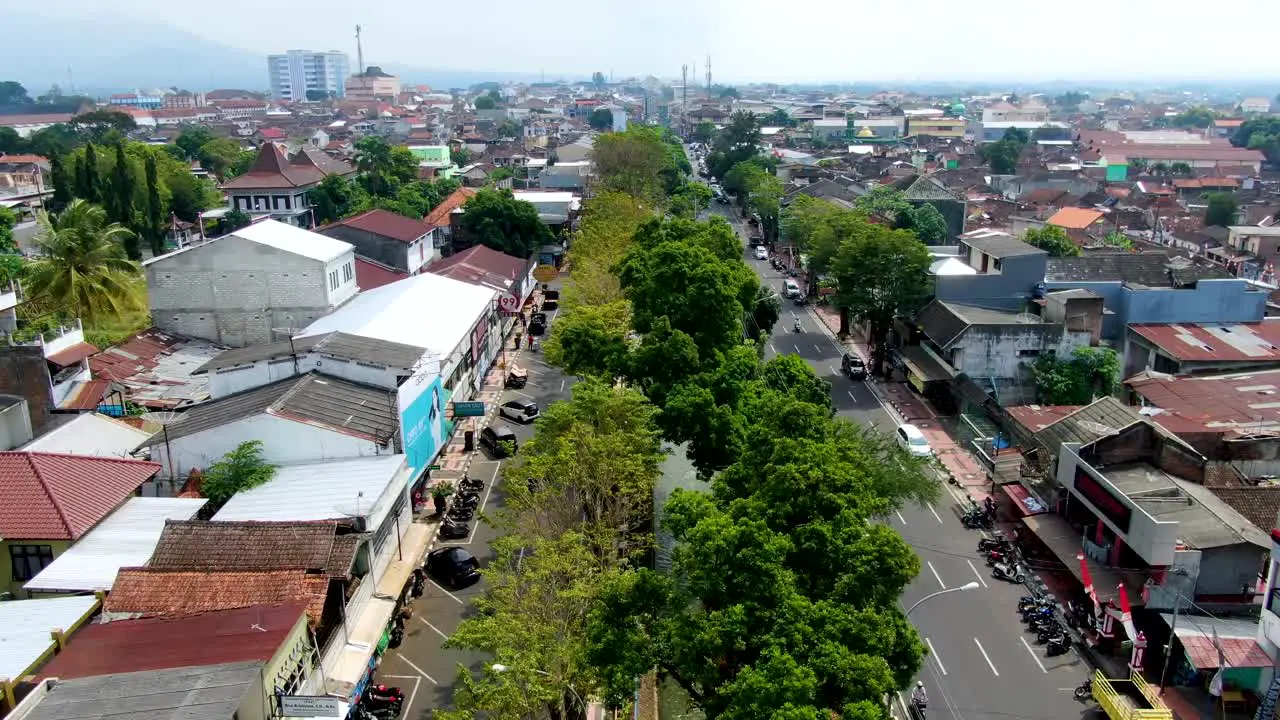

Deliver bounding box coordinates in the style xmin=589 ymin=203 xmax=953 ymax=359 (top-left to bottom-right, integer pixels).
xmin=962 ymin=510 xmax=993 ymax=530
xmin=1074 ymin=677 xmax=1093 ymax=701
xmin=978 ymin=535 xmax=1010 ymax=552
xmin=364 ymin=685 xmax=405 ymax=713
xmin=985 ymin=547 xmax=1014 ymax=566
xmin=1037 ymin=622 xmax=1064 ymax=644
xmin=1046 ymin=632 xmax=1071 ymax=657
xmin=447 ymin=505 xmax=475 ymax=521
xmin=992 ymin=561 xmax=1026 ymax=584
xmin=458 ymin=477 xmax=484 ymax=494
xmin=793 ymin=320 xmax=803 ymax=333
xmin=439 ymin=518 xmax=470 ymax=539
xmin=1022 ymin=604 xmax=1053 ymax=623
xmin=388 ymin=624 xmax=404 ymax=648
xmin=453 ymin=493 xmax=480 ymax=509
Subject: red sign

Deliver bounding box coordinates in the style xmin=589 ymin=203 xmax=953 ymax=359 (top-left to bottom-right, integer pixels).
xmin=1073 ymin=466 xmax=1131 ymax=534
xmin=498 ymin=293 xmax=520 ymax=313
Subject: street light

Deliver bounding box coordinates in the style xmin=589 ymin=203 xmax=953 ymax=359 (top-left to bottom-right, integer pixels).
xmin=905 ymin=581 xmax=980 ymax=617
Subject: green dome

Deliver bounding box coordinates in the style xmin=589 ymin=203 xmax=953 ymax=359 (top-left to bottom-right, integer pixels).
xmin=950 ymin=102 xmax=966 ymax=114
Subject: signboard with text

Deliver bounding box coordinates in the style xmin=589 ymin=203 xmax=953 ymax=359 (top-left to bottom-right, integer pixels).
xmin=453 ymin=401 xmax=487 ymax=417
xmin=279 ymin=696 xmax=341 ymax=717
xmin=533 ymin=264 xmax=558 ymax=283
xmin=397 ymin=369 xmax=446 ymax=480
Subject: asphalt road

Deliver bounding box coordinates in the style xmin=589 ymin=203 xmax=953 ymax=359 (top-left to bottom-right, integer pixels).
xmin=377 ymin=311 xmax=579 ymax=720
xmin=712 ymin=201 xmax=1094 ymax=720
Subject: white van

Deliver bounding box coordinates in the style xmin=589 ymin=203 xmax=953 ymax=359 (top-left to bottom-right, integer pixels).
xmin=783 ymin=279 xmax=801 ymax=298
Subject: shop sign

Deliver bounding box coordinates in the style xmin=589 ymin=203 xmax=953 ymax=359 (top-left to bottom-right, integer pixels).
xmin=498 ymin=293 xmax=521 ymax=313
xmin=1073 ymin=465 xmax=1132 ymax=533
xmin=279 ymin=696 xmax=341 ymax=717
xmin=453 ymin=401 xmax=486 ymax=417
xmin=533 ymin=264 xmax=558 ymax=283
xmin=907 ymin=371 xmax=925 ymax=394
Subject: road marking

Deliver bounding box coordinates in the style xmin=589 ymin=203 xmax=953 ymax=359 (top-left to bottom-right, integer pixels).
xmin=426 ymin=578 xmax=465 ymax=604
xmin=926 ymin=561 xmax=945 ymax=589
xmin=768 ymin=342 xmax=776 ymax=354
xmin=925 ymin=638 xmax=947 ymax=676
xmin=382 ymin=675 xmax=424 ymax=710
xmin=848 ymin=390 xmax=857 ymax=401
xmin=463 ymin=461 xmax=502 ymax=546
xmin=894 ymin=510 xmax=907 ymax=525
xmin=1020 ymin=636 xmax=1049 ymax=673
xmin=966 ymin=560 xmax=989 ymax=588
xmin=512 ymin=390 xmax=536 ymax=400
xmin=560 ymin=379 xmax=565 ymax=392
xmin=793 ymin=344 xmax=801 ymax=354
xmin=813 ymin=344 xmax=822 ymax=354
xmin=894 ymin=692 xmax=911 ymax=720
xmin=926 ymin=502 xmax=943 ymax=524
xmin=831 ymin=365 xmax=840 ymax=375
xmin=393 ymin=655 xmax=439 ymax=684
xmin=974 ymin=638 xmax=999 ymax=676
xmin=419 ymin=616 xmax=449 ymax=640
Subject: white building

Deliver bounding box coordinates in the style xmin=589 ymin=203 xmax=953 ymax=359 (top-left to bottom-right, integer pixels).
xmin=267 ymin=50 xmax=350 ymax=101
xmin=144 ymin=220 xmax=358 ymax=348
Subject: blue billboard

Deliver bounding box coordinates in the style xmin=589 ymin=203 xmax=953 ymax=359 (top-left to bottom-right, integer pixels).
xmin=397 ymin=371 xmax=448 ymax=480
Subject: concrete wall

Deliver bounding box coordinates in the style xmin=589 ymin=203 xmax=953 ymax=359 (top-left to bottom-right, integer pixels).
xmin=155 ymin=413 xmax=393 ymax=479
xmin=0 ymin=395 xmax=33 ymax=450
xmin=0 ymin=346 xmax=52 ymax=433
xmin=934 ymin=253 xmax=1047 ymax=310
xmin=208 ymin=351 xmax=416 ymax=399
xmin=1042 ymin=278 xmax=1269 ymax=340
xmin=951 ymin=326 xmax=1091 ymax=379
xmin=317 ymin=226 xmax=421 ymax=274
xmin=1199 ymin=543 xmax=1267 ymax=597
xmin=1 ymin=538 xmax=72 ymax=598
xmin=147 ymin=236 xmax=338 ymax=348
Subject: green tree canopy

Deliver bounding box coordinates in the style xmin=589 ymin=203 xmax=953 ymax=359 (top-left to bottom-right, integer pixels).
xmin=587 ymin=107 xmax=613 ymax=131
xmin=980 ymin=138 xmax=1022 ymax=174
xmin=474 ymin=95 xmax=497 ymax=110
xmin=0 ymin=81 xmax=31 ymax=105
xmin=853 ymin=185 xmax=913 ymax=225
xmin=692 ymin=121 xmax=717 ymax=144
xmin=899 ymin=203 xmax=949 ymax=244
xmin=707 ymin=110 xmax=762 ymax=178
xmin=458 ymin=188 xmax=553 ymax=258
xmin=669 ymin=182 xmax=713 ymax=219
xmin=1205 ymin=192 xmax=1239 ymax=227
xmin=1172 ymin=106 xmax=1216 ymax=128
xmin=196 ymin=137 xmax=246 ymax=179
xmin=542 ymin=301 xmax=632 ymax=380
xmin=1031 ymin=346 xmax=1120 ymax=405
xmin=562 ymin=191 xmax=650 ymax=308
xmin=174 ymin=126 xmax=214 ymax=160
xmin=69 ymin=110 xmax=137 ymax=143
xmin=24 ymin=199 xmax=145 ymax=321
xmin=591 ymin=126 xmax=677 ymax=204
xmin=199 ymin=440 xmax=277 ymax=510
xmin=1022 ymin=225 xmax=1081 ymax=257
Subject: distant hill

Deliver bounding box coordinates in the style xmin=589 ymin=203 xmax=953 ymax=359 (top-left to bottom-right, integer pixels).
xmin=3 ymin=11 xmax=559 ymax=97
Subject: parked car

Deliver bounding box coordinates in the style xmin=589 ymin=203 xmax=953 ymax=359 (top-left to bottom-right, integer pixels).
xmin=480 ymin=424 xmax=519 ymax=457
xmin=753 ymin=245 xmax=769 ymax=260
xmin=841 ymin=353 xmax=867 ymax=380
xmin=543 ymin=289 xmax=560 ymax=301
xmin=425 ymin=547 xmax=481 ymax=588
xmin=896 ymin=423 xmax=933 ymax=457
xmin=541 ymin=299 xmax=558 ymax=311
xmin=499 ymin=400 xmax=540 ymax=424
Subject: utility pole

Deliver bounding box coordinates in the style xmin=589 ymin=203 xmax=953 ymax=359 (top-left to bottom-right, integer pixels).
xmin=706 ymin=55 xmax=712 ymax=95
xmin=354 ymin=25 xmax=364 ymax=75
xmin=681 ymin=64 xmax=688 ymax=134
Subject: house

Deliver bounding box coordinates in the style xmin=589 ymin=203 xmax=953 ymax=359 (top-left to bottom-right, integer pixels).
xmin=316 ymin=209 xmax=437 ymax=275
xmin=345 ymin=66 xmax=401 ymax=102
xmin=424 ymin=186 xmax=478 ymax=255
xmin=1004 ymin=397 xmax=1144 ymax=501
xmin=218 ymin=144 xmax=355 ymax=227
xmin=1045 ymin=206 xmax=1106 ymax=234
xmin=0 ymin=595 xmax=100 ymax=713
xmin=144 ymin=219 xmax=358 ymax=348
xmin=20 ymin=412 xmax=154 ymax=459
xmin=87 ymin=327 xmax=224 ymax=410
xmin=896 ymin=174 xmax=968 ymax=241
xmin=538 ymin=160 xmax=590 ymax=190
xmin=0 ymin=452 xmax=161 ymax=597
xmin=0 ymin=317 xmax=99 ymax=426
xmin=554 ymin=135 xmax=595 ymax=163
xmin=980 ymin=121 xmax=1070 ymax=143
xmin=906 ymin=117 xmax=967 ymax=139
xmin=1225 ymin=226 xmax=1280 ymax=277
xmin=1124 ymin=321 xmax=1280 ymax=378
xmin=1239 ymin=98 xmax=1272 ymax=115
xmin=932 ymin=230 xmax=1047 ymax=311
xmin=512 ymin=190 xmax=580 ymax=228
xmin=354 ymin=257 xmax=409 ymax=290
xmin=426 ymin=244 xmax=535 ymax=331
xmin=408 ymin=145 xmax=456 ymax=178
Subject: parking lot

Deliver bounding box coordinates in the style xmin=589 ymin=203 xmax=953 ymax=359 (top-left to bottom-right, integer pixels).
xmin=376 ymin=328 xmax=579 ymax=719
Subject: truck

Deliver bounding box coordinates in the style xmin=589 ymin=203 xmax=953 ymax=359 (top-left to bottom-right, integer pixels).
xmin=1092 ymin=670 xmax=1171 ymax=720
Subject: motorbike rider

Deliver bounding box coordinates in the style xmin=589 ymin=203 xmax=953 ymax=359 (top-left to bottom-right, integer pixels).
xmin=911 ymin=681 xmax=928 ymax=710
xmin=793 ymin=315 xmax=802 ymax=333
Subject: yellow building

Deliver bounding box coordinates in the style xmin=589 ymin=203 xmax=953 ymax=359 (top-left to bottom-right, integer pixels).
xmin=907 ymin=117 xmax=968 ymax=139
xmin=345 ymin=66 xmax=401 ymax=102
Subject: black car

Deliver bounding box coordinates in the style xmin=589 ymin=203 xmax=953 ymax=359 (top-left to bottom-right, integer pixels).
xmin=541 ymin=299 xmax=559 ymax=311
xmin=528 ymin=320 xmax=547 ymax=336
xmin=543 ymin=289 xmax=560 ymax=301
xmin=425 ymin=547 xmax=480 ymax=588
xmin=480 ymin=424 xmax=519 ymax=457
xmin=841 ymin=353 xmax=867 ymax=380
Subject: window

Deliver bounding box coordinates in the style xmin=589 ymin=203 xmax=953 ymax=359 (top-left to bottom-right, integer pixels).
xmin=342 ymin=262 xmax=353 ymax=283
xmin=1017 ymin=349 xmax=1041 ymax=358
xmin=10 ymin=544 xmax=54 ymax=581
xmin=329 ymin=270 xmax=339 ymax=290
xmin=1269 ymin=586 xmax=1280 ymax=618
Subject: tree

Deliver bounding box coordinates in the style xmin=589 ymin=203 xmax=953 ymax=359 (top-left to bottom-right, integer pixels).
xmin=853 ymin=184 xmax=913 ymax=225
xmin=693 ymin=121 xmax=716 ymax=144
xmin=980 ymin=139 xmax=1022 ymax=174
xmin=25 ymin=124 xmax=79 ymax=158
xmin=453 ymin=146 xmax=472 ymax=166
xmin=23 ymin=199 xmax=145 ymax=321
xmin=196 ymin=137 xmax=245 ymax=179
xmin=69 ymin=110 xmax=137 ymax=143
xmin=592 ymin=71 xmax=607 ymax=87
xmin=543 ymin=301 xmax=632 ymax=379
xmin=1022 ymin=225 xmax=1081 ymax=257
xmin=0 ymin=127 xmax=23 ymax=154
xmin=669 ymin=182 xmax=713 ymax=219
xmin=899 ymin=203 xmax=948 ymax=245
xmin=48 ymin=153 xmax=73 ymax=213
xmin=354 ymin=135 xmax=395 ymax=196
xmin=1172 ymin=106 xmax=1216 ymax=129
xmin=107 ymin=144 xmax=137 ymax=257
xmin=0 ymin=81 xmax=31 ymax=105
xmin=304 ymin=89 xmax=333 ymax=102
xmin=591 ymin=126 xmax=670 ymax=204
xmin=143 ymin=154 xmax=166 ymax=256
xmin=308 ymin=174 xmax=365 ymax=225
xmin=221 ymin=209 xmax=252 ymax=233
xmin=458 ymin=189 xmax=554 ymax=258
xmin=1031 ymin=346 xmax=1120 ymax=405
xmin=76 ymin=143 xmax=102 ymax=203
xmin=174 ymin=126 xmax=214 ymax=160
xmin=763 ymin=108 xmax=793 ymax=128
xmin=563 ymin=191 xmax=651 ymax=308
xmin=831 ymin=220 xmax=932 ymax=375
xmin=228 ymin=149 xmax=257 ymax=178
xmin=587 ymin=108 xmax=613 ymax=131
xmin=707 ymin=110 xmax=762 ymax=178
xmin=474 ymin=95 xmax=497 ymax=110
xmin=1205 ymin=192 xmax=1239 ymax=227
xmin=199 ymin=440 xmax=277 ymax=510
xmin=719 ymin=86 xmax=740 ymax=99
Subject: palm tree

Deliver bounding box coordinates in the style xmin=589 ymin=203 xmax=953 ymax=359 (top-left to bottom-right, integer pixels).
xmin=23 ymin=199 xmax=145 ymax=322
xmin=355 ymin=136 xmax=393 ymax=196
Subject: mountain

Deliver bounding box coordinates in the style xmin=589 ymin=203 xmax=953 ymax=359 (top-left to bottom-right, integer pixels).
xmin=2 ymin=11 xmax=560 ymax=97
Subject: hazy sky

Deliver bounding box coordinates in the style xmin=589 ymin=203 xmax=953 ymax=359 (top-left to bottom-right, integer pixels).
xmin=31 ymin=0 xmax=1280 ymax=82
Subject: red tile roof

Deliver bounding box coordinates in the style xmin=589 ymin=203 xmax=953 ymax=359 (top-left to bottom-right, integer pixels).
xmin=0 ymin=153 xmax=49 ymax=166
xmin=46 ymin=341 xmax=99 ymax=368
xmin=220 ymin=143 xmax=324 ymax=190
xmin=424 ymin=187 xmax=477 ymax=228
xmin=355 ymin=257 xmax=409 ymax=290
xmin=427 ymin=244 xmax=527 ymax=291
xmin=0 ymin=452 xmax=160 ymax=540
xmin=36 ymin=603 xmax=308 ymax=680
xmin=0 ymin=114 xmax=74 ymax=127
xmin=1129 ymin=323 xmax=1280 ymax=364
xmin=1047 ymin=207 xmax=1105 ymax=230
xmin=322 ymin=209 xmax=433 ymax=244
xmin=106 ymin=568 xmax=329 ymax=625
xmin=258 ymin=127 xmax=287 ymax=140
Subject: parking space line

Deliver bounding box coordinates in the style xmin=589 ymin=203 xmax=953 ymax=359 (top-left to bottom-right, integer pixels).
xmin=966 ymin=560 xmax=989 ymax=588
xmin=813 ymin=344 xmax=822 ymax=353
xmin=974 ymin=638 xmax=999 ymax=676
xmin=419 ymin=616 xmax=449 ymax=640
xmin=926 ymin=561 xmax=945 ymax=589
xmin=895 ymin=510 xmax=907 ymax=525
xmin=513 ymin=391 xmax=536 ymax=400
xmin=848 ymin=391 xmax=857 ymax=401
xmin=560 ymin=379 xmax=565 ymax=392
xmin=1019 ymin=636 xmax=1049 ymax=673
xmin=427 ymin=579 xmax=464 ymax=604
xmin=768 ymin=342 xmax=776 ymax=354
xmin=924 ymin=638 xmax=947 ymax=675
xmin=926 ymin=502 xmax=943 ymax=524
xmin=392 ymin=656 xmax=439 ymax=685
xmin=793 ymin=343 xmax=801 ymax=354
xmin=831 ymin=365 xmax=839 ymax=375
xmin=382 ymin=675 xmax=423 ymax=712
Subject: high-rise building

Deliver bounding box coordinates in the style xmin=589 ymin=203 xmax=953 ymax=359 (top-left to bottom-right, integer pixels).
xmin=267 ymin=50 xmax=350 ymax=101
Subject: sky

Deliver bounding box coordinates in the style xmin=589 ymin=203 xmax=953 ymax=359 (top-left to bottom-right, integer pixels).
xmin=27 ymin=0 xmax=1280 ymax=83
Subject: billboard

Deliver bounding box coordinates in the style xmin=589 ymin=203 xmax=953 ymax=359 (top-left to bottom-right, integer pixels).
xmin=397 ymin=368 xmax=447 ymax=480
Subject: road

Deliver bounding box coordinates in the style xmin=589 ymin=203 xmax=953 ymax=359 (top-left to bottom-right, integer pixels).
xmin=709 ymin=197 xmax=1093 ymax=720
xmin=377 ymin=304 xmax=579 ymax=720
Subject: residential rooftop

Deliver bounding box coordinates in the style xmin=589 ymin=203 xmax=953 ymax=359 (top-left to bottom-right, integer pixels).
xmin=1129 ymin=322 xmax=1280 ymax=363
xmin=20 ymin=661 xmax=266 ymax=720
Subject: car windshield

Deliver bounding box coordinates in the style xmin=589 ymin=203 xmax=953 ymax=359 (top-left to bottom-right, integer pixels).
xmin=909 ymin=436 xmax=929 ymax=447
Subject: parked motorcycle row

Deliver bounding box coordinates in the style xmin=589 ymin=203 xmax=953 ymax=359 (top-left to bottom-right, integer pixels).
xmin=353 ymin=684 xmax=406 ymax=720
xmin=978 ymin=531 xmax=1028 ymax=584
xmin=439 ymin=474 xmax=486 ymax=540
xmin=1017 ymin=591 xmax=1073 ymax=657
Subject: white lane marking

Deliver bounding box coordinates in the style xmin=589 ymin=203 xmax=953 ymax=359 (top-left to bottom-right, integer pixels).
xmin=831 ymin=365 xmax=840 ymax=375
xmin=814 ymin=344 xmax=822 ymax=353
xmin=925 ymin=637 xmax=947 ymax=676
xmin=427 ymin=579 xmax=465 ymax=604
xmin=513 ymin=391 xmax=536 ymax=400
xmin=895 ymin=510 xmax=907 ymax=525
xmin=462 ymin=461 xmax=503 ymax=546
xmin=926 ymin=502 xmax=943 ymax=524
xmin=927 ymin=561 xmax=945 ymax=589
xmin=382 ymin=675 xmax=424 ymax=709
xmin=848 ymin=390 xmax=857 ymax=401
xmin=560 ymin=379 xmax=565 ymax=392
xmin=768 ymin=342 xmax=776 ymax=354
xmin=793 ymin=344 xmax=801 ymax=354
xmin=974 ymin=638 xmax=999 ymax=676
xmin=895 ymin=692 xmax=911 ymax=719
xmin=1020 ymin=636 xmax=1049 ymax=673
xmin=966 ymin=560 xmax=989 ymax=588
xmin=393 ymin=656 xmax=439 ymax=684
xmin=419 ymin=616 xmax=449 ymax=640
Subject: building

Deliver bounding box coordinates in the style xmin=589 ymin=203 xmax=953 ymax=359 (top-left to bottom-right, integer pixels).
xmin=408 ymin=145 xmax=455 ymax=178
xmin=1240 ymin=97 xmax=1273 ymax=115
xmin=915 ymin=299 xmax=1096 ymax=380
xmin=20 ymin=412 xmax=154 ymax=458
xmin=979 ymin=121 xmax=1071 ymax=143
xmin=537 ymin=160 xmax=590 ymax=190
xmin=0 ymin=595 xmax=100 ymax=713
xmin=345 ymin=66 xmax=401 ymax=102
xmin=218 ymin=144 xmax=355 ymax=227
xmin=1123 ymin=321 xmax=1280 ymax=378
xmin=0 ymin=452 xmax=161 ymax=597
xmin=144 ymin=220 xmax=358 ymax=348
xmin=982 ymin=101 xmax=1050 ymax=124
xmin=906 ymin=117 xmax=967 ymax=139
xmin=1225 ymin=226 xmax=1280 ymax=277
xmin=267 ymin=49 xmax=350 ymax=101
xmin=316 ymin=209 xmax=438 ymax=275
xmin=931 ymin=230 xmax=1047 ymax=311
xmin=0 ymin=317 xmax=99 ymax=426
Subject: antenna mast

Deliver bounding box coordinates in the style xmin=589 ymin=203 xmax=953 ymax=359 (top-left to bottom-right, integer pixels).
xmin=681 ymin=64 xmax=688 ymax=133
xmin=706 ymin=55 xmax=712 ymax=94
xmin=354 ymin=25 xmax=364 ymax=75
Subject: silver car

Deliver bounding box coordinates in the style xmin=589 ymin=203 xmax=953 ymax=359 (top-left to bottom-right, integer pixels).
xmin=499 ymin=400 xmax=539 ymax=424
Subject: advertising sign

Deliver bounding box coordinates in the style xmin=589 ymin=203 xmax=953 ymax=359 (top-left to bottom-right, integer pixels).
xmin=397 ymin=369 xmax=446 ymax=480
xmin=498 ymin=293 xmax=521 ymax=313
xmin=533 ymin=264 xmax=558 ymax=283
xmin=279 ymin=696 xmax=341 ymax=717
xmin=453 ymin=401 xmax=486 ymax=417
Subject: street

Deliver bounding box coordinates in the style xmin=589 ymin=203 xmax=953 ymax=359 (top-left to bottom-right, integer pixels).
xmin=711 ymin=198 xmax=1093 ymax=720
xmin=376 ymin=310 xmax=579 ymax=719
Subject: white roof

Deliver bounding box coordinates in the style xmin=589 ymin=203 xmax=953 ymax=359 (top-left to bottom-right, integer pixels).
xmin=213 ymin=455 xmax=407 ymax=530
xmin=812 ymin=118 xmax=846 ymax=127
xmin=930 ymin=257 xmax=978 ymax=276
xmin=297 ymin=272 xmax=496 ymax=356
xmin=22 ymin=413 xmax=155 ymax=458
xmin=0 ymin=596 xmax=99 ymax=682
xmin=232 ymin=219 xmax=353 ymax=263
xmin=847 ymin=145 xmax=875 ymax=155
xmin=982 ymin=121 xmax=1069 ymax=129
xmin=23 ymin=497 xmax=206 ymax=592
xmin=760 ymin=126 xmax=784 ymax=135
xmin=513 ymin=191 xmax=576 ymax=204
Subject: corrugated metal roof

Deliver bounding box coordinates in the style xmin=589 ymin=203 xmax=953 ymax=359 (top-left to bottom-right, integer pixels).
xmin=213 ymin=454 xmax=407 ymax=528
xmin=22 ymin=413 xmax=155 ymax=458
xmin=24 ymin=497 xmax=206 ymax=593
xmin=0 ymin=595 xmax=100 ymax=682
xmin=193 ymin=334 xmax=328 ymax=374
xmin=1130 ymin=322 xmax=1280 ymax=363
xmin=21 ymin=661 xmax=264 ymax=720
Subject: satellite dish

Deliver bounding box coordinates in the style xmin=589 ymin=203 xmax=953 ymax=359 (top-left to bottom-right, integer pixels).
xmin=271 ymin=326 xmax=303 ymax=339
xmin=139 ymin=411 xmax=182 ymax=425
xmin=1078 ymin=420 xmax=1118 ymax=436
xmin=1015 ymin=313 xmax=1040 ymax=324
xmin=1166 ymin=256 xmax=1193 ymax=269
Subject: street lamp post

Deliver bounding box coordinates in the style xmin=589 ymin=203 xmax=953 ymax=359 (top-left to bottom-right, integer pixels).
xmin=905 ymin=581 xmax=980 ymax=617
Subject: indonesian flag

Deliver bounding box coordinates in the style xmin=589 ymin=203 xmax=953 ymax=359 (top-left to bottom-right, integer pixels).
xmin=1117 ymin=582 xmax=1139 ymax=642
xmin=1078 ymin=554 xmax=1099 ymax=607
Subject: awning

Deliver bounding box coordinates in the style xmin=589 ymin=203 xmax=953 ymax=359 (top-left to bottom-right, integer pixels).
xmin=899 ymin=346 xmax=953 ymax=392
xmin=1002 ymin=483 xmax=1048 ymax=516
xmin=1160 ymin=613 xmax=1272 ymax=670
xmin=1021 ymin=514 xmax=1144 ymax=603
xmin=46 ymin=341 xmax=100 ymax=367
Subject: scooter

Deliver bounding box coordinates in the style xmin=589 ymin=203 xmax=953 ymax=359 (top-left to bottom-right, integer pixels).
xmin=978 ymin=535 xmax=1010 ymax=552
xmin=1046 ymin=632 xmax=1071 ymax=657
xmin=439 ymin=518 xmax=470 ymax=539
xmin=447 ymin=505 xmax=475 ymax=521
xmin=793 ymin=319 xmax=803 ymax=333
xmin=962 ymin=510 xmax=993 ymax=530
xmin=458 ymin=475 xmax=484 ymax=493
xmin=1074 ymin=677 xmax=1093 ymax=701
xmin=453 ymin=493 xmax=480 ymax=509
xmin=985 ymin=547 xmax=1014 ymax=566
xmin=1022 ymin=604 xmax=1053 ymax=623
xmin=364 ymin=685 xmax=405 ymax=713
xmin=992 ymin=561 xmax=1026 ymax=584
xmin=1037 ymin=622 xmax=1064 ymax=644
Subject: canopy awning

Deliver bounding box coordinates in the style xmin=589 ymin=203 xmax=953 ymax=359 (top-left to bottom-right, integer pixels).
xmin=1160 ymin=613 xmax=1272 ymax=670
xmin=1021 ymin=514 xmax=1144 ymax=603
